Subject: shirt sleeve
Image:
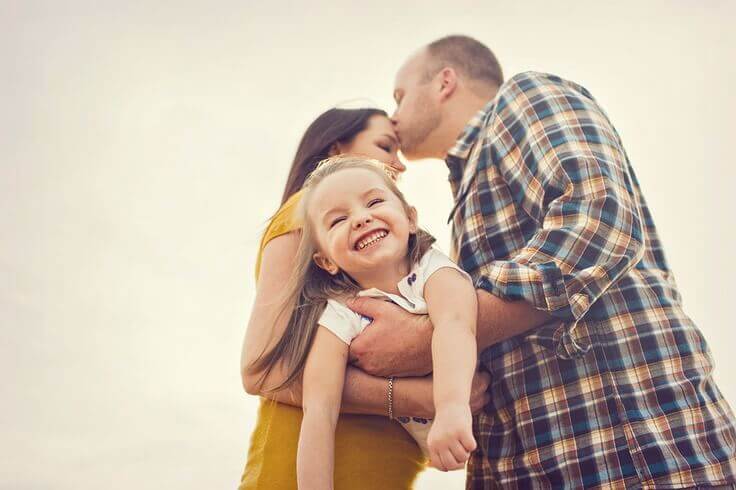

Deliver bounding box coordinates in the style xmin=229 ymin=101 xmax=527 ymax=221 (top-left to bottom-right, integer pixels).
xmin=317 ymin=299 xmax=364 ymax=345
xmin=418 ymin=248 xmax=473 ymax=290
xmin=476 ymin=73 xmax=645 ymax=335
xmin=255 ymin=189 xmax=304 ymax=281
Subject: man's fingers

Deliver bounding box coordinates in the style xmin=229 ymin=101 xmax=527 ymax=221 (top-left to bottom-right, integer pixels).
xmin=346 ymin=296 xmax=392 ymax=319
xmin=347 ymin=347 xmax=359 ymax=364
xmin=472 ymin=370 xmax=490 ymax=391
xmin=485 ymin=393 xmax=491 ymax=404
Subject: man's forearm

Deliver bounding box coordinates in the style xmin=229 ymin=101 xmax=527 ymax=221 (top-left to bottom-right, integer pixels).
xmin=339 ymin=366 xmax=390 ymax=415
xmin=343 ymin=289 xmax=556 ymax=378
xmin=258 ymin=365 xmax=431 ymax=418
xmin=476 ymin=288 xmax=554 ymax=352
xmin=342 ymin=367 xmax=431 ymax=417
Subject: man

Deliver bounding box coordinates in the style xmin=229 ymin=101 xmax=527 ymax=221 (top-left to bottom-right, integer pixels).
xmin=347 ymin=35 xmax=736 ymax=489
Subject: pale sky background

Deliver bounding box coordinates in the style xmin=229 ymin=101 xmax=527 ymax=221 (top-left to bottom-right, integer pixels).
xmin=2 ymin=1 xmax=735 ymax=489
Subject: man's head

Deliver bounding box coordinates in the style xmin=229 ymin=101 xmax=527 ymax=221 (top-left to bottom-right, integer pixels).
xmin=392 ymin=35 xmax=503 ymax=160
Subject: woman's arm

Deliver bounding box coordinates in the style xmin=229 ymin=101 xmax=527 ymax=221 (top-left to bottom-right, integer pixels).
xmin=424 ymin=268 xmax=478 ymax=471
xmin=297 ymin=327 xmax=348 ymax=490
xmin=241 ymin=231 xmax=302 ymax=394
xmin=240 ymin=231 xmax=434 ymax=417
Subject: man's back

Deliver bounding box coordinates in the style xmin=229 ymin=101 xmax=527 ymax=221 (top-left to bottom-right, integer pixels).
xmin=447 ymin=71 xmax=736 ymax=488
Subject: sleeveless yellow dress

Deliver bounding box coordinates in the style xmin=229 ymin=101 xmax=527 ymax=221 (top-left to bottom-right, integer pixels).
xmin=239 ymin=190 xmax=426 ymax=489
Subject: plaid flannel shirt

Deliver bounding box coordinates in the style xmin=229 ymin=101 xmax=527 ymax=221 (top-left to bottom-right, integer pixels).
xmin=448 ymin=71 xmax=736 ymax=489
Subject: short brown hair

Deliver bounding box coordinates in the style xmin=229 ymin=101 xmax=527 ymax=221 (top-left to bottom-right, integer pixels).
xmin=424 ymin=35 xmax=503 ymax=88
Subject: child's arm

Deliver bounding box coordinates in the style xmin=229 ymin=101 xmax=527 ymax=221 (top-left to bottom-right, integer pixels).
xmin=241 ymin=233 xmax=432 ymax=419
xmin=424 ymin=267 xmax=478 ymax=471
xmin=297 ymin=325 xmax=349 ymax=490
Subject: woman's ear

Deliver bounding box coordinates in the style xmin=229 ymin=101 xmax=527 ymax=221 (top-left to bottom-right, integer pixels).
xmin=313 ymin=252 xmax=339 ymax=275
xmin=407 ymin=206 xmax=419 ymax=233
xmin=327 ymin=142 xmax=343 ymax=157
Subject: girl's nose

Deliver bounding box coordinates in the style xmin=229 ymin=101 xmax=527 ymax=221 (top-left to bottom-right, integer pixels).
xmin=353 ymin=215 xmax=372 ymax=229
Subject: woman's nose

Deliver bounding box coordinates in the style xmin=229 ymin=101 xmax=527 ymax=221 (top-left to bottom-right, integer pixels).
xmin=390 ymin=158 xmax=406 ymax=173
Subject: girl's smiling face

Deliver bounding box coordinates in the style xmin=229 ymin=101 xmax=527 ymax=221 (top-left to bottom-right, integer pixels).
xmin=308 ymin=167 xmax=417 ymax=285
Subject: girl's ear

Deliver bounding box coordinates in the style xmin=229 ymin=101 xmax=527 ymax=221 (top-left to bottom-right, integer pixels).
xmin=313 ymin=252 xmax=339 ymax=275
xmin=407 ymin=205 xmax=419 ymax=233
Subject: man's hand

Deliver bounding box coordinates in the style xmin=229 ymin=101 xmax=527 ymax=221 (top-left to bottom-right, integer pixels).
xmin=469 ymin=370 xmax=491 ymax=415
xmin=347 ymin=297 xmax=433 ymax=377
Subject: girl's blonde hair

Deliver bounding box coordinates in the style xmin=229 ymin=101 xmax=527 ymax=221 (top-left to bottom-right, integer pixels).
xmin=249 ymin=156 xmax=435 ymax=392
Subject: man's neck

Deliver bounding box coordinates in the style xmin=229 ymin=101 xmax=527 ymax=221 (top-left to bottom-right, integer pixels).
xmin=436 ymin=89 xmax=498 ymax=160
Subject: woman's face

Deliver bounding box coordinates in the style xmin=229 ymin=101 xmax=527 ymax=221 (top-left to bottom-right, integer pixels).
xmin=335 ymin=115 xmax=406 ymax=174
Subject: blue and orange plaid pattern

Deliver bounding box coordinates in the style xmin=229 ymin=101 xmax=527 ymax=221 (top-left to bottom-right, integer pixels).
xmin=447 ymin=71 xmax=736 ymax=489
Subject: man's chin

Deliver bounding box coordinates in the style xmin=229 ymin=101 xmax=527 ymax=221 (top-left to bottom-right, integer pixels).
xmin=399 ymin=144 xmax=431 ymax=161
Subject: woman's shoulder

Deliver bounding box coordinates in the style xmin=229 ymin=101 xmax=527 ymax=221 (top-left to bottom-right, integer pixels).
xmin=255 ymin=190 xmax=305 ymax=281
xmin=267 ymin=190 xmax=304 ymax=237
xmin=261 ymin=190 xmax=305 ymax=248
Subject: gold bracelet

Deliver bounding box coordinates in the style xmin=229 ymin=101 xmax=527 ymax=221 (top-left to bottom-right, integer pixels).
xmin=387 ymin=376 xmax=395 ymax=420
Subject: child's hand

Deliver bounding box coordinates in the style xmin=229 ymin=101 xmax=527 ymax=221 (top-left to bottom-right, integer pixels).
xmin=426 ymin=403 xmax=476 ymax=471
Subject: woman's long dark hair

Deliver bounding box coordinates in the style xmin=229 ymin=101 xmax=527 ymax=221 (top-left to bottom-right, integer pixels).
xmin=280 ymin=108 xmax=387 ymax=205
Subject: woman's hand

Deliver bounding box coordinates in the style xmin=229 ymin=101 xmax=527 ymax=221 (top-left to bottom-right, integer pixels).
xmin=426 ymin=403 xmax=476 ymax=472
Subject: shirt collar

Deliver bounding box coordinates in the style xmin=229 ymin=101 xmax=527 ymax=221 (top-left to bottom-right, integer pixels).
xmin=445 ymin=99 xmax=497 ymax=185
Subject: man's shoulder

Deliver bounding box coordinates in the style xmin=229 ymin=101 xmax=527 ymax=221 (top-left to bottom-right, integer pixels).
xmin=498 ymin=71 xmax=592 ymax=103
xmin=506 ymin=70 xmax=560 ymax=85
xmin=486 ymin=72 xmax=597 ymax=126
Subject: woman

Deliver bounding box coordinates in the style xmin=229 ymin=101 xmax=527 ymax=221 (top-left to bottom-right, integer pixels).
xmin=239 ymin=108 xmax=486 ymax=489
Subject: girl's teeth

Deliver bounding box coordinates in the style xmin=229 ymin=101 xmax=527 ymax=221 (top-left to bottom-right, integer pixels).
xmin=358 ymin=231 xmax=387 ymax=250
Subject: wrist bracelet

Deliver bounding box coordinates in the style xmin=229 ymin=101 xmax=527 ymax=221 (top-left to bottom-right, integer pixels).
xmin=387 ymin=376 xmax=395 ymax=420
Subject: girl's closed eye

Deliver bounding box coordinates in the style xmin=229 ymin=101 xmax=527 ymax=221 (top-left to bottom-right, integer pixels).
xmin=330 ymin=216 xmax=346 ymax=228
xmin=367 ymin=198 xmax=384 ymax=207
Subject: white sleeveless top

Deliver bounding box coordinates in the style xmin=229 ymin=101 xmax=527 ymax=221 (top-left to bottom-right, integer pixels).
xmin=316 ymin=247 xmax=473 ymax=456
xmin=318 ymin=247 xmax=472 ymax=344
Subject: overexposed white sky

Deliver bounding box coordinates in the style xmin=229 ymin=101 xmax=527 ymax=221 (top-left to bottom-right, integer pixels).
xmin=2 ymin=1 xmax=735 ymax=489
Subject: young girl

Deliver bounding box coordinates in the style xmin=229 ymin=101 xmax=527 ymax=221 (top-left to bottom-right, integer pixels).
xmin=251 ymin=156 xmax=478 ymax=488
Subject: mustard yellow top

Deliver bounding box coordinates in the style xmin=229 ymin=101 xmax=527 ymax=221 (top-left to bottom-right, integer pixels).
xmin=239 ymin=190 xmax=425 ymax=489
